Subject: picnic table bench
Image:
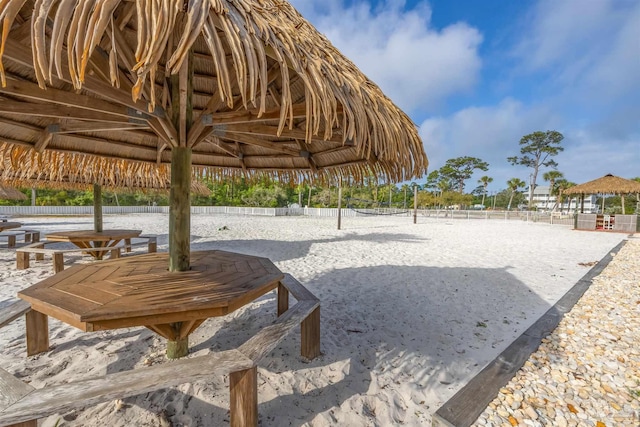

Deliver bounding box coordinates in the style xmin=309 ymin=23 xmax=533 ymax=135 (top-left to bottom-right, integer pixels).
xmin=16 ymin=235 xmax=157 ymax=274
xmin=0 ymin=274 xmax=320 ymax=427
xmin=0 ymin=229 xmax=40 ymax=248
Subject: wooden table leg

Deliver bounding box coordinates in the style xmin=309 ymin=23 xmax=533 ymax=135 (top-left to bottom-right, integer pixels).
xmin=277 ymin=282 xmax=289 ymax=316
xmin=301 ymin=306 xmax=320 ymax=359
xmin=230 ymin=366 xmax=258 ymax=427
xmin=26 ymin=310 xmax=49 ymax=356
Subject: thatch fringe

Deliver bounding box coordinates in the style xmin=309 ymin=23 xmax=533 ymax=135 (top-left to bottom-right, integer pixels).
xmin=0 ymin=0 xmax=427 ymax=183
xmin=0 ymin=143 xmax=388 ymax=189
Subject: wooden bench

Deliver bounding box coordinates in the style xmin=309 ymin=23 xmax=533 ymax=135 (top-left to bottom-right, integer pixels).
xmin=15 ymin=235 xmax=156 ymax=274
xmin=121 ymin=234 xmax=157 ymax=254
xmin=16 ymin=242 xmax=122 ymax=274
xmin=0 ymin=274 xmax=320 ymax=427
xmin=0 ymin=230 xmax=40 ymax=249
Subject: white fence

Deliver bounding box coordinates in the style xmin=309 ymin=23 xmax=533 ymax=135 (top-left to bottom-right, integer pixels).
xmin=0 ymin=205 xmax=575 ymax=225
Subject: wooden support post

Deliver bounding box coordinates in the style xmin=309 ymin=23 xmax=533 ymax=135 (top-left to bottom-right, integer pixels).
xmin=8 ymin=235 xmax=16 ymax=248
xmin=166 ymin=337 xmax=188 ymax=359
xmin=52 ymin=252 xmax=64 ymax=273
xmin=25 ymin=310 xmax=48 ymax=356
xmin=169 ymin=147 xmax=192 ymax=272
xmin=109 ymin=248 xmax=121 ymax=259
xmin=124 ymin=238 xmax=132 ymax=252
xmin=16 ymin=252 xmax=29 ymax=270
xmin=301 ymin=307 xmax=320 ymax=359
xmin=413 ymin=185 xmax=418 ymax=224
xmin=93 ymin=184 xmax=102 ymax=233
xmin=168 ymin=28 xmax=193 ymax=273
xmin=230 ymin=367 xmax=258 ymax=427
xmin=277 ymin=282 xmax=289 ymax=316
xmin=337 ymin=184 xmax=342 ymax=230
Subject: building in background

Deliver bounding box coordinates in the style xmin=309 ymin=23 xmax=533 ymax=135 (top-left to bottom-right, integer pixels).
xmin=527 ymin=186 xmax=598 ymax=213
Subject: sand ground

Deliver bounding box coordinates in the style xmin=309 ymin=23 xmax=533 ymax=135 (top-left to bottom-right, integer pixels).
xmin=0 ymin=213 xmax=627 ymax=426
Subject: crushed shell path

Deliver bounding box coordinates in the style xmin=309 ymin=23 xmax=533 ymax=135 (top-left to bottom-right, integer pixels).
xmin=473 ymin=237 xmax=640 ymax=427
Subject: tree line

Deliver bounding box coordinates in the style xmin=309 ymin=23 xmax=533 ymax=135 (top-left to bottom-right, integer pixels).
xmin=2 ymin=130 xmax=638 ymax=213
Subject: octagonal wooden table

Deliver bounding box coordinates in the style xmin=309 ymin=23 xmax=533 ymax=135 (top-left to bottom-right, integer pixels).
xmin=18 ymin=250 xmax=284 ymax=358
xmin=45 ymin=229 xmax=142 ymax=260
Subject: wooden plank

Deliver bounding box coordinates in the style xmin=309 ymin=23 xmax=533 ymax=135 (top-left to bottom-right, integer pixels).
xmin=238 ymin=300 xmax=319 ymax=363
xmin=0 ymin=300 xmax=30 ymax=329
xmin=230 ymin=367 xmax=257 ymax=427
xmin=87 ymin=308 xmax=227 ymax=331
xmin=433 ymin=240 xmax=628 ymax=427
xmin=433 ymin=334 xmax=541 ymax=427
xmin=280 ymin=274 xmax=320 ymax=302
xmin=0 ymin=369 xmax=34 ymax=412
xmin=25 ymin=311 xmax=49 ymax=356
xmin=0 ymin=350 xmax=253 ymax=426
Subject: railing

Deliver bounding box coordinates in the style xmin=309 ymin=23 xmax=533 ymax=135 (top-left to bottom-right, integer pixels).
xmin=0 ymin=205 xmax=577 ymax=225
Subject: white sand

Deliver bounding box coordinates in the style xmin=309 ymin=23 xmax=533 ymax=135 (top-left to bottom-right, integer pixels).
xmin=0 ymin=213 xmax=627 ymax=426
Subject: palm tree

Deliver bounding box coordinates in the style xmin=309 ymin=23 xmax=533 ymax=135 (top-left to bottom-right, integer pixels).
xmin=556 ymin=180 xmax=576 ymax=213
xmin=437 ymin=180 xmax=451 ymax=208
xmin=543 ymin=170 xmax=564 ymax=211
xmin=506 ymin=178 xmax=526 ymax=210
xmin=478 ymin=176 xmax=493 ymax=207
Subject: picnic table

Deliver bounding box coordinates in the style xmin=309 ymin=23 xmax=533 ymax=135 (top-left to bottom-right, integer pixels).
xmin=18 ymin=250 xmax=285 ymax=358
xmin=45 ymin=229 xmax=142 ymax=260
xmin=0 ymin=222 xmax=21 ymax=232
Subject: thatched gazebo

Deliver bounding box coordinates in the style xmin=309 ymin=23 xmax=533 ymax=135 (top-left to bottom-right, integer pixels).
xmin=0 ymin=0 xmax=428 ymax=272
xmin=0 ymin=184 xmax=26 ymax=201
xmin=564 ymin=174 xmax=640 ymax=214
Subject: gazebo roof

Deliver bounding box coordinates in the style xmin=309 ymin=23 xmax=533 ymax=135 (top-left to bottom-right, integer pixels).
xmin=563 ymin=174 xmax=640 ymax=195
xmin=0 ymin=1 xmax=428 ymax=184
xmin=0 ymin=184 xmax=26 ymax=200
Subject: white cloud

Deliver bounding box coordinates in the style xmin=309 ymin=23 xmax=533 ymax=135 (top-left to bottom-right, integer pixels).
xmin=514 ymin=0 xmax=640 ymax=103
xmin=289 ymin=0 xmax=482 ymax=113
xmin=418 ymin=99 xmax=578 ymax=190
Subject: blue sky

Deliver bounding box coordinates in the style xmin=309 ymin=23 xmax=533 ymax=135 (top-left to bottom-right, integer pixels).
xmin=289 ymin=0 xmax=640 ymax=191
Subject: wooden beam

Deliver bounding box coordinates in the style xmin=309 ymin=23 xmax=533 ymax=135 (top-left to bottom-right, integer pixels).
xmin=34 ymin=125 xmax=57 ymax=153
xmin=55 ymin=122 xmax=150 ymax=134
xmin=0 ymin=101 xmax=142 ymax=124
xmin=209 ymin=103 xmax=308 ymax=125
xmin=223 ymin=123 xmax=344 ymax=144
xmin=220 ymin=132 xmax=301 ymax=157
xmin=0 ymin=78 xmax=149 ymax=121
xmin=3 ymin=39 xmax=178 ymax=146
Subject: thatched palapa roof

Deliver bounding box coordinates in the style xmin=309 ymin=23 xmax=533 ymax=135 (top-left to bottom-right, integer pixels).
xmin=0 ymin=184 xmax=26 ymax=200
xmin=0 ymin=0 xmax=427 ymax=184
xmin=563 ymin=174 xmax=640 ymax=196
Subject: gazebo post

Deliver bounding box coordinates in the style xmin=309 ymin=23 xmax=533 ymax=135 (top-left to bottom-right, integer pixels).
xmin=93 ymin=184 xmax=103 ymax=233
xmin=621 ymin=194 xmax=625 ymax=214
xmin=167 ymin=23 xmax=193 ymax=358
